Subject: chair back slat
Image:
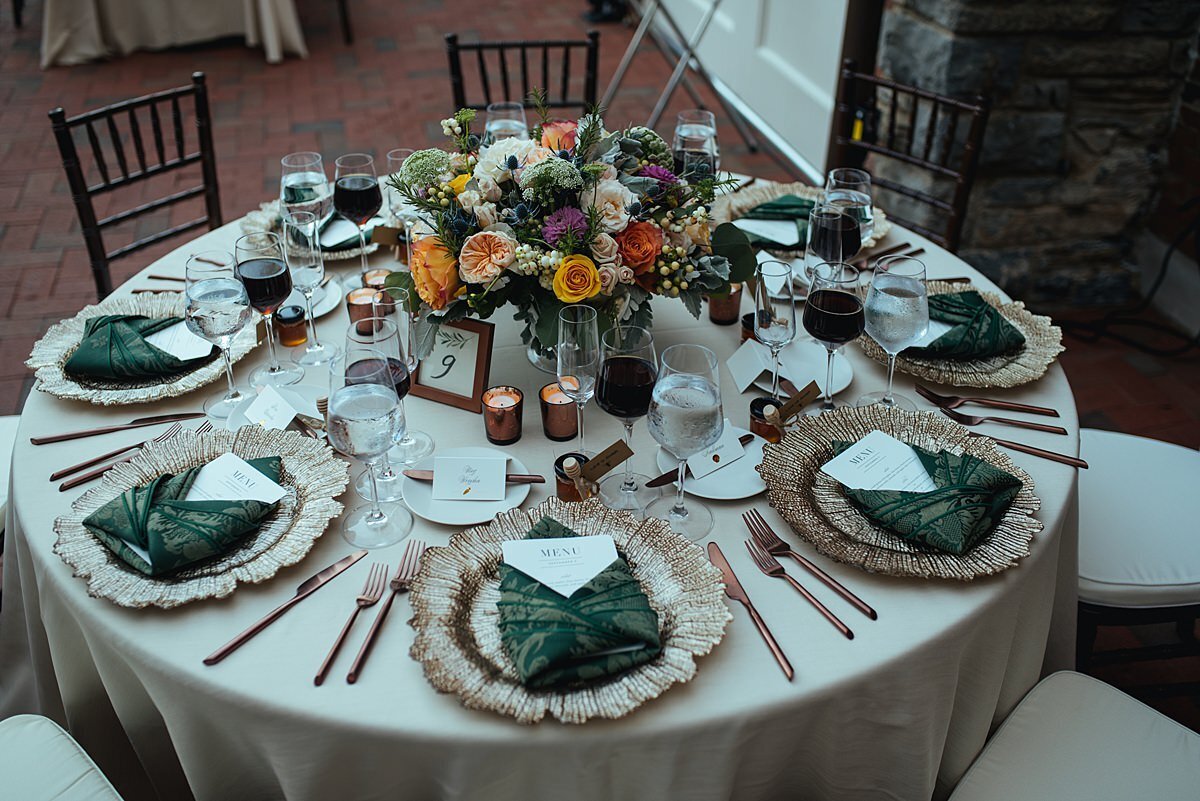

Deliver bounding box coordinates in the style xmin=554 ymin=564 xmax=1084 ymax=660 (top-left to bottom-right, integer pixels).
xmin=498 ymin=48 xmax=511 ymax=102
xmin=48 ymin=72 xmax=223 ymax=299
xmin=520 ymin=46 xmax=529 ymax=101
xmin=921 ymin=99 xmax=939 ymax=163
xmin=443 ymin=33 xmax=600 ymax=113
xmin=559 ymin=45 xmax=570 ymax=103
xmin=476 ymin=48 xmax=492 ymax=105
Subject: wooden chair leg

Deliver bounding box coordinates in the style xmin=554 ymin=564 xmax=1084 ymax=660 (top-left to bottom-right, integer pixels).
xmin=337 ymin=0 xmax=353 ymax=45
xmin=1076 ymin=604 xmax=1101 ymax=672
xmin=14 ymin=0 xmax=24 ymax=28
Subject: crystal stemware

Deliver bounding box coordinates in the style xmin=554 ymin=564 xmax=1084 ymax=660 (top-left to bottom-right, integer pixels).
xmin=381 ymin=286 xmax=435 ymax=463
xmin=334 ymin=153 xmax=383 ymax=278
xmin=484 ymin=102 xmax=529 ymax=141
xmin=595 ymin=325 xmax=661 ymax=514
xmin=184 ymin=251 xmax=250 ymax=420
xmin=802 ymin=262 xmax=865 ymax=412
xmin=283 ymin=211 xmax=340 ymax=367
xmin=234 ymin=232 xmax=304 ymax=388
xmin=824 ymin=167 xmax=874 ymax=242
xmin=346 ymin=316 xmax=409 ymax=503
xmin=672 ymin=109 xmax=719 ymax=178
xmin=557 ymin=305 xmax=600 ymax=456
xmin=858 ymin=255 xmax=929 ymax=411
xmin=280 ymin=151 xmax=331 ymax=225
xmin=753 ymin=259 xmax=797 ymax=400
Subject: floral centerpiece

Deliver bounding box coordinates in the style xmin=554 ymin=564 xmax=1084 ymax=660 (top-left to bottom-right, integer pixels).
xmin=385 ymin=95 xmax=754 ymax=359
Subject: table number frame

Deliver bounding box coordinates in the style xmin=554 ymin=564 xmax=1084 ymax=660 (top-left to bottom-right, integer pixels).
xmin=411 ymin=319 xmax=494 ymax=413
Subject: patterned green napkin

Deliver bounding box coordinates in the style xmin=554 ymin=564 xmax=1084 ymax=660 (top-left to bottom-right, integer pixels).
xmin=64 ymin=315 xmax=213 ymax=381
xmin=738 ymin=194 xmax=815 ymax=248
xmin=497 ymin=517 xmax=663 ymax=690
xmin=82 ymin=457 xmax=283 ymax=576
xmin=908 ymin=291 xmax=1026 ymax=360
xmin=833 ymin=442 xmax=1021 ymax=555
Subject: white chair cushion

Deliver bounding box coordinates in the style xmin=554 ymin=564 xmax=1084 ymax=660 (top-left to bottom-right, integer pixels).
xmin=1078 ymin=428 xmax=1200 ymax=608
xmin=0 ymin=414 xmax=18 ymax=532
xmin=949 ymin=671 xmax=1200 ymax=801
xmin=0 ymin=714 xmax=124 ymax=800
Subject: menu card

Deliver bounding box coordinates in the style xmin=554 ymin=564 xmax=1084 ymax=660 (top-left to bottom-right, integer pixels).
xmin=502 ymin=535 xmax=618 ymax=598
xmin=432 ymin=455 xmax=507 ymax=501
xmin=144 ymin=321 xmax=213 ymax=361
xmin=820 ymin=430 xmax=937 ymax=493
xmin=184 ymin=453 xmax=288 ymax=503
xmin=685 ymin=421 xmax=745 ymax=479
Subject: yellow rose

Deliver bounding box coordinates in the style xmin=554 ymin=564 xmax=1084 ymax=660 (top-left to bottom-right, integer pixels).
xmin=410 ymin=236 xmax=461 ymax=311
xmin=448 ymin=173 xmax=471 ymax=195
xmin=552 ymin=254 xmax=602 ymax=303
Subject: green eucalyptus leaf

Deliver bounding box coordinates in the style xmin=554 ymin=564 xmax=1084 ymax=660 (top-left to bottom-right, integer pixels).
xmin=712 ymin=222 xmax=757 ymax=284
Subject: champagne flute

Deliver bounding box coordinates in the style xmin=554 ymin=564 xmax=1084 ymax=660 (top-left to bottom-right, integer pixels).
xmin=346 ymin=316 xmax=409 ymax=503
xmin=484 ymin=102 xmax=529 ymax=141
xmin=234 ymin=232 xmax=304 ymax=388
xmin=644 ymin=344 xmax=724 ymax=541
xmin=596 ymin=325 xmax=660 ymax=514
xmin=284 ymin=211 xmax=339 ymax=367
xmin=753 ymin=260 xmax=797 ymax=399
xmin=557 ymin=305 xmax=600 ymax=456
xmin=386 ymin=148 xmax=416 ymax=265
xmin=803 ymin=262 xmax=865 ymax=412
xmin=858 ymin=256 xmax=929 ymax=411
xmin=280 ymin=152 xmax=331 ymax=225
xmin=825 ymin=167 xmax=874 ymax=242
xmin=380 ymin=286 xmax=435 ymax=463
xmin=184 ymin=251 xmax=250 ymax=420
xmin=804 ymin=203 xmax=861 ymax=279
xmin=334 ymin=153 xmax=383 ymax=278
xmin=327 ymin=351 xmax=413 ymax=549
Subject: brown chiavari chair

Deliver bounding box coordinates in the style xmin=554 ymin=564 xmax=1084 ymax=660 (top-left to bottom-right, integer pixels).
xmin=444 ymin=31 xmax=600 ymax=113
xmin=828 ymin=59 xmax=990 ymax=254
xmin=48 ymin=72 xmax=222 ymax=299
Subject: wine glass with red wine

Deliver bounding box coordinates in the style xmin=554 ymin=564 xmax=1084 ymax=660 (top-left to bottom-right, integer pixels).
xmin=334 ymin=153 xmax=383 ymax=277
xmin=345 ymin=316 xmax=410 ymax=503
xmin=596 ymin=325 xmax=660 ymax=514
xmin=802 ymin=262 xmax=864 ymax=412
xmin=804 ymin=203 xmax=862 ymax=280
xmin=234 ymin=232 xmax=304 ymax=388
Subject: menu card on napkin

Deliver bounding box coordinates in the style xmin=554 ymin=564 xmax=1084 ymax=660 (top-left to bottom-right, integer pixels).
xmin=242 ymin=386 xmax=298 ymax=430
xmin=734 ymin=218 xmax=802 ymax=247
xmin=144 ymin=321 xmax=213 ymax=361
xmin=686 ymin=421 xmax=745 ymax=479
xmin=432 ymin=455 xmax=507 ymax=501
xmin=502 ymin=535 xmax=618 ymax=598
xmin=184 ymin=453 xmax=288 ymax=504
xmin=820 ymin=430 xmax=938 ymax=493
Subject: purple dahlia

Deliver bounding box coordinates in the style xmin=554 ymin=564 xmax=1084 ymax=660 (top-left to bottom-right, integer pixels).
xmin=638 ymin=164 xmax=679 ymax=184
xmin=542 ymin=206 xmax=588 ymax=246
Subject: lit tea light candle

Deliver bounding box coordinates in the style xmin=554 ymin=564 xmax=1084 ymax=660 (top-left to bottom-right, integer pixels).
xmin=363 ymin=269 xmax=392 ymax=290
xmin=346 ymin=287 xmax=382 ymax=334
xmin=539 ymin=381 xmax=578 ymax=441
xmin=483 ymin=385 xmax=523 ymax=445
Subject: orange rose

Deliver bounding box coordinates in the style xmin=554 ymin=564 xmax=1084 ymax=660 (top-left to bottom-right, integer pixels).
xmin=409 ymin=236 xmax=461 ymax=311
xmin=541 ymin=119 xmax=578 ymax=151
xmin=615 ymin=221 xmax=661 ymax=273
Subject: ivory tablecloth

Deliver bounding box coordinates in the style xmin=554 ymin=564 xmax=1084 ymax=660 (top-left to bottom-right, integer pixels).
xmin=0 ymin=219 xmax=1080 ymax=801
xmin=41 ymin=0 xmax=308 ymax=68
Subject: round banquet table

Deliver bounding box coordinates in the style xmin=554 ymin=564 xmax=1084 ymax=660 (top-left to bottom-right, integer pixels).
xmin=0 ymin=214 xmax=1080 ymax=801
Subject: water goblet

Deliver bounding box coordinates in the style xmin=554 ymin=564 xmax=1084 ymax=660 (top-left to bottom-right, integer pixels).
xmin=280 ymin=152 xmax=331 ymax=225
xmin=184 ymin=251 xmax=251 ymax=420
xmin=379 ymin=286 xmax=435 ymax=463
xmin=346 ymin=316 xmax=409 ymax=503
xmin=824 ymin=167 xmax=874 ymax=242
xmin=672 ymin=109 xmax=719 ymax=177
xmin=858 ymin=256 xmax=929 ymax=411
xmin=804 ymin=203 xmax=861 ymax=279
xmin=484 ymin=102 xmax=529 ymax=141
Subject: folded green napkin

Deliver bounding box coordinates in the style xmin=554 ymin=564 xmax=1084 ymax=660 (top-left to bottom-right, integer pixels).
xmin=908 ymin=291 xmax=1026 ymax=360
xmin=82 ymin=457 xmax=283 ymax=576
xmin=497 ymin=517 xmax=663 ymax=690
xmin=833 ymin=442 xmax=1021 ymax=555
xmin=64 ymin=315 xmax=213 ymax=381
xmin=738 ymin=194 xmax=815 ymax=248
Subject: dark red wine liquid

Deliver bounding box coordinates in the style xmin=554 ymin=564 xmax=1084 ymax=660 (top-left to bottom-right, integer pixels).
xmin=236 ymin=258 xmax=291 ymax=314
xmin=334 ymin=175 xmax=382 ymax=226
xmin=803 ymin=289 xmax=865 ymax=345
xmin=346 ymin=357 xmax=411 ymax=399
xmin=596 ymin=356 xmax=656 ymax=420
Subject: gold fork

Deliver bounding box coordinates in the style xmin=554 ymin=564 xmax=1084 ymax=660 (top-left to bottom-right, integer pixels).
xmin=745 ymin=538 xmax=854 ymax=640
xmin=315 ymin=562 xmax=389 ymax=686
xmin=346 ymin=539 xmax=427 ymax=683
xmin=58 ymin=420 xmax=212 ymax=491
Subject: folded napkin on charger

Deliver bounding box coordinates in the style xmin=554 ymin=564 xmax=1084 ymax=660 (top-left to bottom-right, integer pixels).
xmin=64 ymin=315 xmax=214 ymax=381
xmin=497 ymin=517 xmax=662 ymax=690
xmin=734 ymin=194 xmax=815 ymax=248
xmin=833 ymin=442 xmax=1021 ymax=555
xmin=908 ymin=291 xmax=1026 ymax=360
xmin=82 ymin=457 xmax=283 ymax=576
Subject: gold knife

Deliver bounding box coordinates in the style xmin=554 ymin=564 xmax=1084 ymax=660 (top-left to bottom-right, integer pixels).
xmin=203 ymin=550 xmax=368 ymax=665
xmin=401 ymin=470 xmax=545 ymax=484
xmin=30 ymin=412 xmax=207 ymax=445
xmin=645 ymin=434 xmax=756 ymax=488
xmin=707 ymin=542 xmax=794 ymax=681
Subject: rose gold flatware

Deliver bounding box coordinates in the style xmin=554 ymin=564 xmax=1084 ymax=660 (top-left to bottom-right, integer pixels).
xmin=346 ymin=539 xmax=427 ymax=683
xmin=914 ymin=384 xmax=1060 ymax=418
xmin=204 ymin=549 xmax=369 ymax=665
xmin=59 ymin=421 xmax=213 ymax=491
xmin=743 ymin=509 xmax=877 ymax=620
xmin=645 ymin=434 xmax=756 ymax=489
xmin=132 ymin=288 xmax=182 ymax=294
xmin=400 ymin=469 xmax=544 ymax=484
xmin=707 ymin=541 xmax=794 ymax=681
xmin=315 ymin=562 xmax=388 ymax=686
xmin=939 ymin=407 xmax=1068 ymax=436
xmin=854 ymin=241 xmax=910 ymax=268
xmin=937 ymin=277 xmax=973 ymax=284
xmin=745 ymin=538 xmax=854 ymax=640
xmin=965 ymin=431 xmax=1088 ymax=469
xmin=31 ymin=412 xmax=205 ymax=445
xmin=147 ymin=274 xmax=186 ymax=282
xmin=51 ymin=422 xmax=184 ymax=481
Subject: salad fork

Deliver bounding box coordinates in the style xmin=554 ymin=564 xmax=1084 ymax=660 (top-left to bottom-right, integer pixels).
xmin=346 ymin=539 xmax=427 ymax=683
xmin=315 ymin=562 xmax=388 ymax=686
xmin=51 ymin=422 xmax=183 ymax=481
xmin=58 ymin=421 xmax=212 ymax=491
xmin=914 ymin=384 xmax=1060 ymax=417
xmin=939 ymin=406 xmax=1068 ymax=435
xmin=745 ymin=538 xmax=854 ymax=640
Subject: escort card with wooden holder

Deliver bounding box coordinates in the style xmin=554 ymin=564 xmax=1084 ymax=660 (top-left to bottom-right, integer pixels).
xmin=410 ymin=319 xmax=495 ymax=413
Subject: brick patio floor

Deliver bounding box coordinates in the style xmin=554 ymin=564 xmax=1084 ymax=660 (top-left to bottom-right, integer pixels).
xmin=2 ymin=0 xmax=1197 ymax=727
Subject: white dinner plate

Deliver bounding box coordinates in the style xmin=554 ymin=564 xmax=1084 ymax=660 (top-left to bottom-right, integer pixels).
xmin=402 ymin=446 xmax=532 ymax=526
xmin=283 ymin=277 xmax=342 ymax=319
xmin=752 ymin=338 xmax=853 ymax=397
xmin=654 ymin=425 xmax=767 ymax=500
xmin=225 ymin=384 xmax=325 ymax=431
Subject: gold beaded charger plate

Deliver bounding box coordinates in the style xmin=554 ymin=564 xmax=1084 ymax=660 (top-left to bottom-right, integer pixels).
xmin=857 ymin=280 xmax=1064 ymax=389
xmin=241 ymin=200 xmax=381 ymax=262
xmin=712 ymin=181 xmax=893 ymax=250
xmin=53 ymin=427 xmax=349 ymax=609
xmin=408 ymin=496 xmax=732 ymax=725
xmin=758 ymin=406 xmax=1042 ymax=580
xmin=25 ymin=292 xmax=258 ymax=406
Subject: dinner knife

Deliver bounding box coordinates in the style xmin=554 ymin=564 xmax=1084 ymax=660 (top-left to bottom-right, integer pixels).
xmin=30 ymin=412 xmax=206 ymax=445
xmin=401 ymin=469 xmax=545 ymax=484
xmin=645 ymin=434 xmax=756 ymax=488
xmin=203 ymin=550 xmax=368 ymax=665
xmin=707 ymin=542 xmax=794 ymax=681
xmin=965 ymin=432 xmax=1089 ymax=469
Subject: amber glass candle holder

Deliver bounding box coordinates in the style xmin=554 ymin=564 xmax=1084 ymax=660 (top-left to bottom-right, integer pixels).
xmin=539 ymin=382 xmax=578 ymax=441
xmin=363 ymin=268 xmax=392 ymax=291
xmin=275 ymin=304 xmax=307 ymax=347
xmin=346 ymin=287 xmax=381 ymax=334
xmin=707 ymin=282 xmax=742 ymax=325
xmin=483 ymin=386 xmax=523 ymax=445
xmin=553 ymin=452 xmax=591 ymax=502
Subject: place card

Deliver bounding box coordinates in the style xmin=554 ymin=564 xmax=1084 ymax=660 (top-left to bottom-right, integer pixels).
xmin=819 ymin=430 xmax=937 ymax=493
xmin=431 ymin=455 xmax=507 ymax=501
xmin=733 ymin=218 xmax=801 ymax=247
xmin=184 ymin=453 xmax=288 ymax=504
xmin=686 ymin=420 xmax=745 ymax=479
xmin=242 ymin=386 xmax=297 ymax=430
xmin=726 ymin=339 xmax=775 ymax=393
xmin=579 ymin=438 xmax=634 ymax=484
xmin=775 ymin=380 xmax=821 ymax=421
xmin=144 ymin=321 xmax=213 ymax=361
xmin=502 ymin=535 xmax=618 ymax=598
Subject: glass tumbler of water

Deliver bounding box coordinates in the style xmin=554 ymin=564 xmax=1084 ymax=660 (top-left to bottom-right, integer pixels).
xmin=644 ymin=344 xmax=724 ymax=541
xmin=185 ymin=252 xmax=252 ymax=421
xmin=672 ymin=109 xmax=719 ymax=178
xmin=280 ymin=152 xmax=331 ymax=225
xmin=484 ymin=102 xmax=529 ymax=141
xmin=857 ymin=256 xmax=929 ymax=411
xmin=824 ymin=168 xmax=874 ymax=242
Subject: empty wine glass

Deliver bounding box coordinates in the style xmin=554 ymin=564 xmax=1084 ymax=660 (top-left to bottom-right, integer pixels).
xmin=334 ymin=153 xmax=382 ymax=278
xmin=645 ymin=344 xmax=724 ymax=541
xmin=672 ymin=109 xmax=719 ymax=178
xmin=386 ymin=148 xmax=417 ymax=265
xmin=327 ymin=351 xmax=413 ymax=549
xmin=235 ymin=232 xmax=304 ymax=388
xmin=557 ymin=305 xmax=600 ymax=456
xmin=484 ymin=102 xmax=529 ymax=141
xmin=804 ymin=203 xmax=861 ymax=279
xmin=284 ymin=211 xmax=339 ymax=368
xmin=802 ymin=262 xmax=865 ymax=413
xmin=381 ymin=286 xmax=435 ymax=463
xmin=825 ymin=167 xmax=874 ymax=242
xmin=280 ymin=152 xmax=331 ymax=225
xmin=753 ymin=260 xmax=797 ymax=400
xmin=184 ymin=251 xmax=250 ymax=420
xmin=858 ymin=256 xmax=929 ymax=411
xmin=346 ymin=316 xmax=409 ymax=503
xmin=596 ymin=325 xmax=660 ymax=514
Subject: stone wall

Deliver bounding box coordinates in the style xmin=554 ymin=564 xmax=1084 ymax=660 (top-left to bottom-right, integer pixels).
xmin=876 ymin=0 xmax=1200 ymax=306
